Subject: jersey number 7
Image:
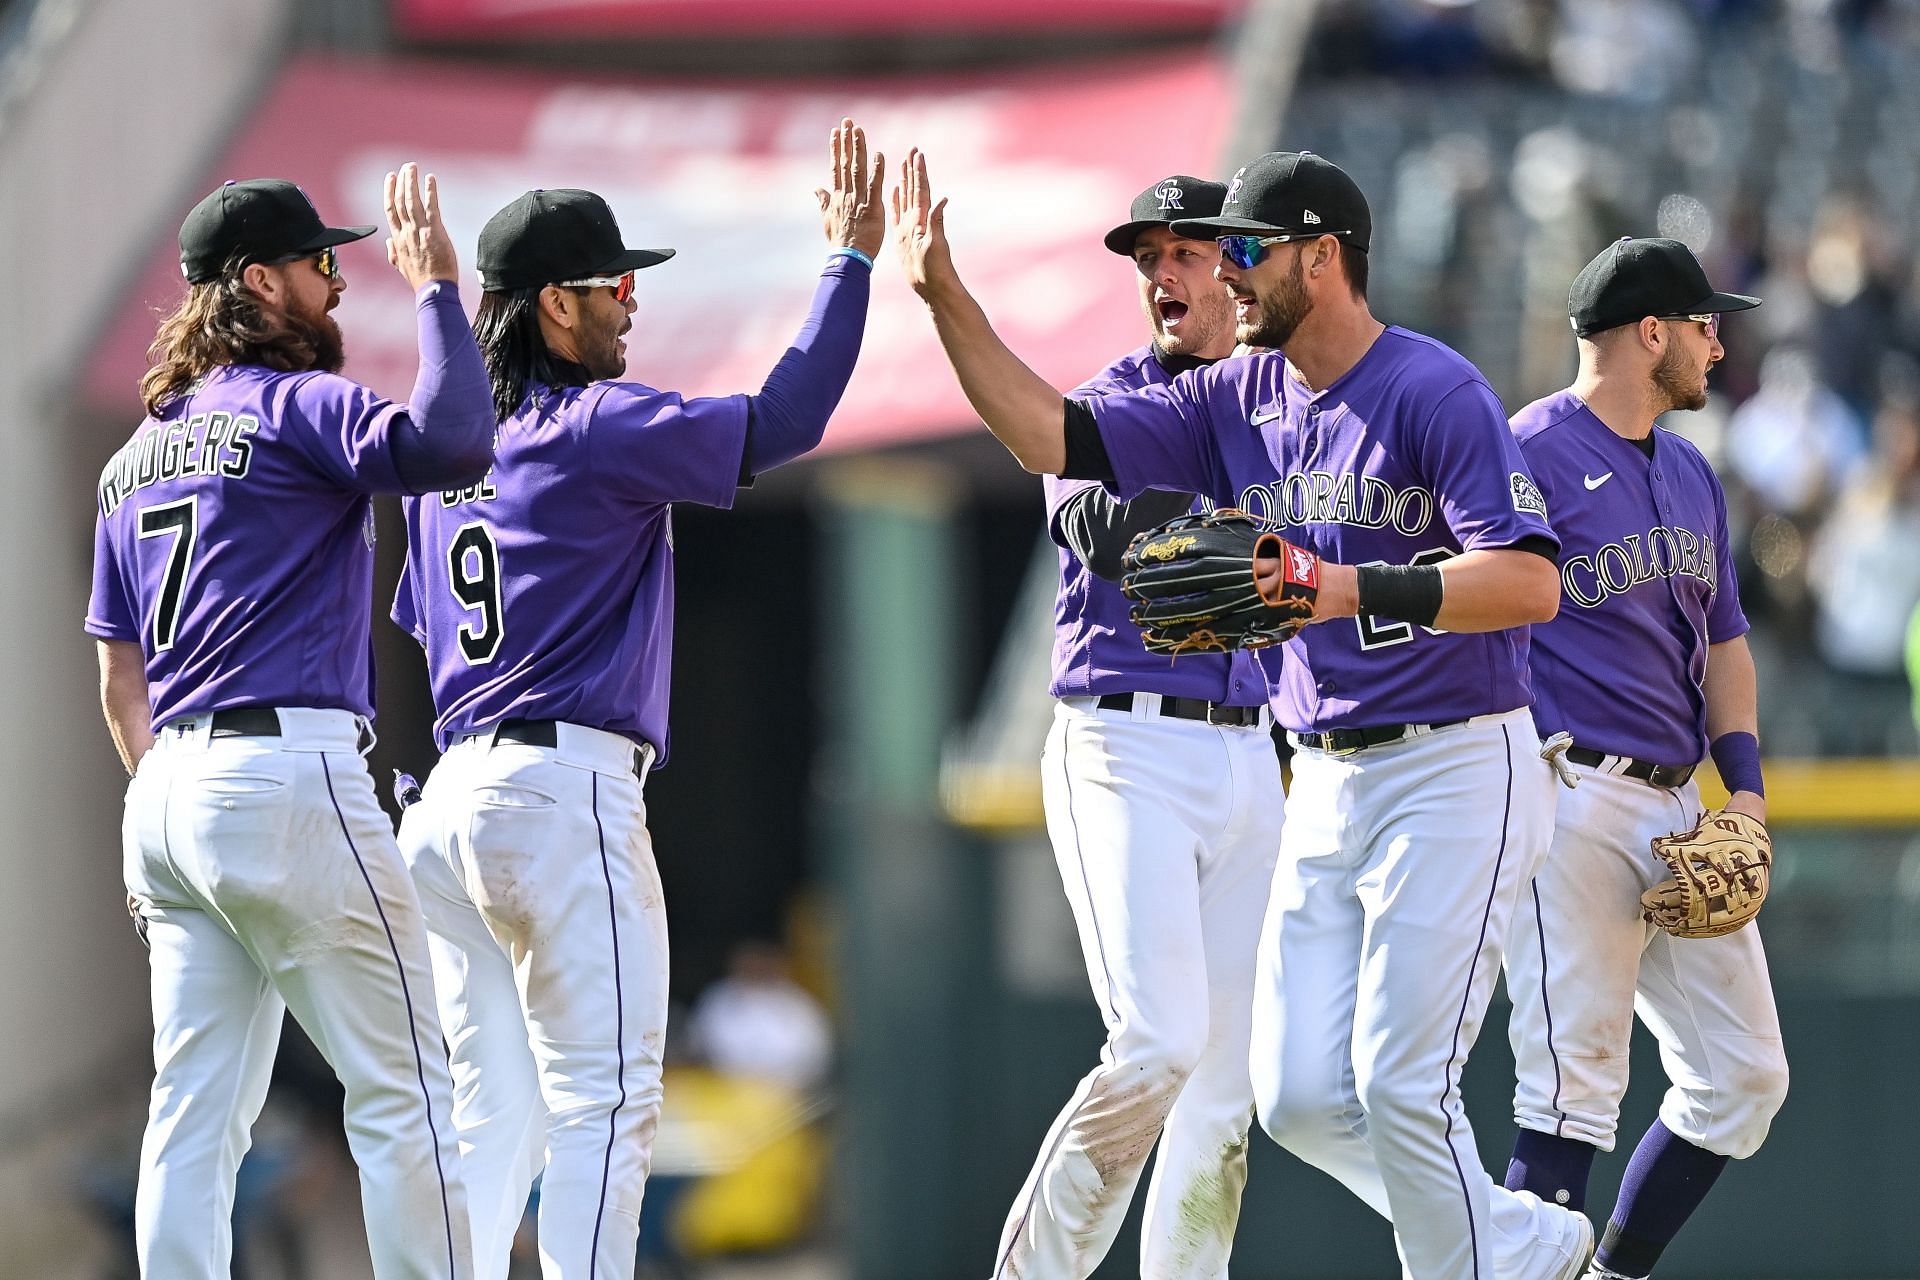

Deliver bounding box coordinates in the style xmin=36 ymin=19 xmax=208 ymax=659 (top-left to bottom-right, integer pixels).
xmin=136 ymin=496 xmax=198 ymax=653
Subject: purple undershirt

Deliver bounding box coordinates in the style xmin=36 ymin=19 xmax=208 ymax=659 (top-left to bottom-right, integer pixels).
xmin=388 ymin=281 xmax=496 ymax=493
xmin=742 ymin=255 xmax=872 ymax=476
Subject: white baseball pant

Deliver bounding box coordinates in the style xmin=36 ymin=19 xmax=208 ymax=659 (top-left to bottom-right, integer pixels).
xmin=992 ymin=694 xmax=1282 ymax=1279
xmin=1505 ymin=763 xmax=1788 ymax=1158
xmin=124 ymin=707 xmax=471 ymax=1280
xmin=1251 ymin=709 xmax=1590 ymax=1280
xmin=400 ymin=721 xmax=668 ymax=1280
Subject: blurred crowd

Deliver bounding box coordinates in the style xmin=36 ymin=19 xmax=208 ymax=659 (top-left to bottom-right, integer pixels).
xmin=1299 ymin=0 xmax=1920 ymax=754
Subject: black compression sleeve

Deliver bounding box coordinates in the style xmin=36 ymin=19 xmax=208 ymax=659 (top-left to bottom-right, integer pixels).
xmin=1059 ymin=398 xmax=1117 ymax=483
xmin=1356 ymin=563 xmax=1444 ymax=627
xmin=1057 ymin=487 xmax=1198 ymax=581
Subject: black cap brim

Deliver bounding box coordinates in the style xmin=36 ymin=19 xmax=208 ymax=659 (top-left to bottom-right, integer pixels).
xmin=598 ymin=247 xmax=676 ymax=273
xmin=293 ymin=224 xmax=379 ymax=254
xmin=1699 ymin=291 xmax=1762 ymax=315
xmin=1102 ymin=220 xmax=1225 ymax=255
xmin=1168 ymin=215 xmax=1287 ymax=239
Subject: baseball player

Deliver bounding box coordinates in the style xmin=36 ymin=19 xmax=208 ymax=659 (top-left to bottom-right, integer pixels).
xmin=897 ymin=147 xmax=1595 ymax=1279
xmin=1502 ymin=238 xmax=1788 ymax=1279
xmin=995 ymin=174 xmax=1282 ymax=1280
xmin=87 ymin=167 xmax=491 ymax=1278
xmin=393 ymin=119 xmax=883 ymax=1279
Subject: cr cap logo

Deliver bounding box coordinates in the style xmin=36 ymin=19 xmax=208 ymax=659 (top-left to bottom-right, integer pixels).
xmin=1510 ymin=472 xmax=1548 ymax=519
xmin=1140 ymin=533 xmax=1198 ymax=562
xmin=1155 ymin=181 xmax=1184 ymax=212
xmin=1225 ymin=166 xmax=1247 ymax=205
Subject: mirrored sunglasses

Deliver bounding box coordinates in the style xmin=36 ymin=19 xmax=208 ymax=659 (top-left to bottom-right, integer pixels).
xmin=558 ymin=271 xmax=636 ymax=304
xmin=1217 ymin=231 xmax=1347 ymax=270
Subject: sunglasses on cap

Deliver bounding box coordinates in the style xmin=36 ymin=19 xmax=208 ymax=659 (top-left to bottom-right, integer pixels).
xmin=1218 ymin=231 xmax=1350 ymax=271
xmin=558 ymin=271 xmax=636 ymax=304
xmin=264 ymin=244 xmax=340 ymax=280
xmin=1658 ymin=312 xmax=1720 ymax=338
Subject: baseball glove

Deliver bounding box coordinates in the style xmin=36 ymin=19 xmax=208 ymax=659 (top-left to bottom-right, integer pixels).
xmin=1119 ymin=508 xmax=1318 ymax=655
xmin=1642 ymin=809 xmax=1772 ymax=938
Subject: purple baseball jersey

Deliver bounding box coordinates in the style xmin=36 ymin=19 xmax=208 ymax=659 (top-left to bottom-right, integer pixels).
xmin=87 ymin=363 xmax=429 ymax=727
xmin=1045 ymin=345 xmax=1268 ymax=707
xmin=394 ymin=380 xmax=749 ymax=762
xmin=1085 ymin=327 xmax=1556 ymax=733
xmin=1511 ymin=391 xmax=1746 ymax=765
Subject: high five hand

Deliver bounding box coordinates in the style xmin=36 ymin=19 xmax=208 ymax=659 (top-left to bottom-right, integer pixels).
xmin=384 ymin=162 xmax=458 ymax=289
xmin=891 ymin=147 xmax=955 ymax=299
xmin=815 ymin=117 xmax=886 ymax=261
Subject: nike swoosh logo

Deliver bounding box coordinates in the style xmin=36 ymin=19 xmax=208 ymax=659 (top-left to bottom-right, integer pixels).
xmin=1250 ymin=406 xmax=1285 ymax=425
xmin=1583 ymin=472 xmax=1613 ymax=490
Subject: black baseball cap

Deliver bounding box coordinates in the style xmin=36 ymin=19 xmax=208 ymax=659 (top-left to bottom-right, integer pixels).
xmin=1171 ymin=151 xmax=1371 ymax=253
xmin=1103 ymin=175 xmax=1228 ymax=255
xmin=1568 ymin=237 xmax=1761 ymax=337
xmin=179 ymin=179 xmax=376 ymax=284
xmin=477 ymin=189 xmax=674 ymax=292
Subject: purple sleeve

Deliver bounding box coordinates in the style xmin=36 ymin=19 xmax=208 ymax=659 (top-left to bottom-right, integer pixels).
xmin=1416 ymin=380 xmax=1559 ymax=554
xmin=84 ymin=514 xmax=139 ymax=642
xmin=288 ymin=283 xmax=492 ymax=495
xmin=743 ymin=256 xmax=871 ymax=476
xmin=587 ymin=382 xmax=752 ymax=509
xmin=1081 ymin=375 xmax=1218 ymax=501
xmin=1705 ymin=475 xmax=1749 ymax=643
xmin=390 ymin=501 xmax=427 ymax=646
xmin=387 ymin=282 xmax=496 ymax=493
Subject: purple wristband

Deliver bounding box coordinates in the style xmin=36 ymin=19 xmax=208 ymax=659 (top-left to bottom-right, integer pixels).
xmin=1709 ymin=731 xmax=1764 ymax=797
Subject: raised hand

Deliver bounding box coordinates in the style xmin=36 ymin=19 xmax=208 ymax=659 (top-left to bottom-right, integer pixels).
xmin=384 ymin=162 xmax=459 ymax=290
xmin=891 ymin=147 xmax=955 ymax=299
xmin=814 ymin=117 xmax=886 ymax=261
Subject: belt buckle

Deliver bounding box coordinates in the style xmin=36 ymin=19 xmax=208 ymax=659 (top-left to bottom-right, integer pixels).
xmin=1325 ymin=731 xmax=1364 ymax=758
xmin=1205 ymin=703 xmax=1234 ymax=728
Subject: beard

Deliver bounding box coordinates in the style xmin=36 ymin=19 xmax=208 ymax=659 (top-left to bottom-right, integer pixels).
xmin=1237 ymin=253 xmax=1314 ymax=349
xmin=579 ymin=313 xmax=627 ymax=381
xmin=284 ymin=293 xmax=346 ymax=374
xmin=1652 ymin=340 xmax=1707 ymax=412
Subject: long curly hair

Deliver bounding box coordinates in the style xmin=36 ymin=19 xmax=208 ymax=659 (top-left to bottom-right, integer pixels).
xmin=139 ymin=256 xmax=341 ymax=415
xmin=473 ymin=286 xmax=594 ymax=424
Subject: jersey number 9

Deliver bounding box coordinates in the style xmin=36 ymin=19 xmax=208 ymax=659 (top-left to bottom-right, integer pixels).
xmin=448 ymin=522 xmax=504 ymax=665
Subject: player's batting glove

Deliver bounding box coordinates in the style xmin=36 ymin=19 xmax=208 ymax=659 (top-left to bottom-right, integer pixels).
xmin=1643 ymin=808 xmax=1772 ymax=938
xmin=1120 ymin=509 xmax=1318 ymax=655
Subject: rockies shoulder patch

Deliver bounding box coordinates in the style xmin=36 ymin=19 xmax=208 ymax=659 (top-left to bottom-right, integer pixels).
xmin=1510 ymin=472 xmax=1548 ymax=519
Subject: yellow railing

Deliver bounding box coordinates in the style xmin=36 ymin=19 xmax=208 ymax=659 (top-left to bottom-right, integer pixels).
xmin=943 ymin=759 xmax=1920 ymax=834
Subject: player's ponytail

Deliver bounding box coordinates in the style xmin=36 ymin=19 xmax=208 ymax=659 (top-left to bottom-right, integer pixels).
xmin=473 ymin=286 xmax=594 ymax=424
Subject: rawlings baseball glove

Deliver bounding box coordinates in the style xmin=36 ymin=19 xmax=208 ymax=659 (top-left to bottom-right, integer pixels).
xmin=1642 ymin=809 xmax=1772 ymax=938
xmin=1119 ymin=508 xmax=1319 ymax=655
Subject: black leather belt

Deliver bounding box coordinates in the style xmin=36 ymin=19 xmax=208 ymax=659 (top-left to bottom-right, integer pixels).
xmin=1564 ymin=746 xmax=1695 ymax=789
xmin=1291 ymin=718 xmax=1468 ymax=755
xmin=1096 ymin=692 xmax=1266 ymax=728
xmin=209 ymin=707 xmax=282 ymax=737
xmin=493 ymin=718 xmax=559 ymax=748
xmin=483 ymin=719 xmax=650 ymax=777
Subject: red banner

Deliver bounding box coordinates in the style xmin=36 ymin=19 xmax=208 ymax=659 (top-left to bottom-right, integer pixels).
xmin=395 ymin=0 xmax=1241 ymax=38
xmin=87 ymin=53 xmax=1231 ymax=454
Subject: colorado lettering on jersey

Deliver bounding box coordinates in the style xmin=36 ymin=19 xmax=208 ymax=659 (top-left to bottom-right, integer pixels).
xmin=1561 ymin=523 xmax=1716 ymax=609
xmin=1205 ymin=472 xmax=1436 ymax=537
xmin=98 ymin=412 xmax=259 ymax=518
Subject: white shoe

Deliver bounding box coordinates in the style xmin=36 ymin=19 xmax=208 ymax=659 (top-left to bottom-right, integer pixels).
xmin=1550 ymin=1207 xmax=1595 ymax=1280
xmin=1580 ymin=1267 xmax=1633 ymax=1280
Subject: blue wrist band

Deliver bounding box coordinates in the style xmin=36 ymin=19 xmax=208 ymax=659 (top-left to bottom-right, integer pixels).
xmin=1709 ymin=731 xmax=1764 ymax=797
xmin=829 ymin=246 xmax=874 ymax=269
